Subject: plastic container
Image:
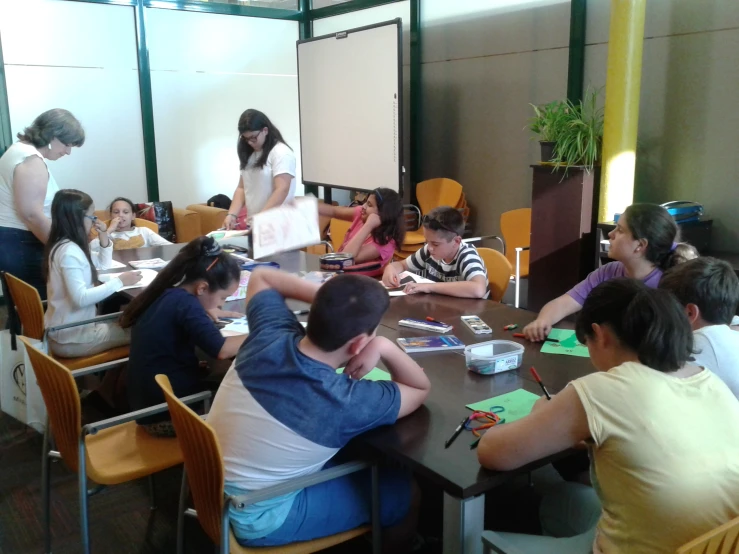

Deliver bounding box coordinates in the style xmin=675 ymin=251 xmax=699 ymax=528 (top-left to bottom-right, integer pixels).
xmin=465 ymin=340 xmax=524 ymax=375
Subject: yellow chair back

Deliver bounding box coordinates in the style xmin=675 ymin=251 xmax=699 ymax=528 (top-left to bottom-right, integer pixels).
xmin=4 ymin=273 xmax=45 ymax=340
xmin=19 ymin=337 xmax=83 ymax=472
xmin=675 ymin=515 xmax=739 ymax=554
xmin=330 ymin=218 xmax=353 ymax=252
xmin=416 ymin=178 xmax=463 ymax=216
xmin=156 ymin=374 xmax=225 ymax=546
xmin=476 ymin=248 xmax=513 ymax=302
xmin=500 ymin=208 xmax=531 ymax=274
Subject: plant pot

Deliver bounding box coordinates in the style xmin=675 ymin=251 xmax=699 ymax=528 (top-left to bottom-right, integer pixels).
xmin=539 ymin=141 xmax=556 ymax=163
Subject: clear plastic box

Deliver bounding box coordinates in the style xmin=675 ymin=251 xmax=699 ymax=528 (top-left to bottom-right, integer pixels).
xmin=465 ymin=340 xmax=524 ymax=375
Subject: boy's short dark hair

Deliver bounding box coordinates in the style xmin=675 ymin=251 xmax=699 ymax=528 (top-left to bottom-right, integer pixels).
xmin=422 ymin=206 xmax=464 ymax=239
xmin=307 ymin=274 xmax=390 ymax=352
xmin=659 ymin=257 xmax=739 ymax=325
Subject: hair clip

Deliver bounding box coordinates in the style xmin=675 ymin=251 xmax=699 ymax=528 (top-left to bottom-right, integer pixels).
xmin=206 ymin=258 xmax=219 ymax=272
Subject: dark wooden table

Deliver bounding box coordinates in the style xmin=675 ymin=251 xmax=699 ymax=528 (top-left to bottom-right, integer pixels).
xmin=108 ymin=246 xmax=595 ymax=554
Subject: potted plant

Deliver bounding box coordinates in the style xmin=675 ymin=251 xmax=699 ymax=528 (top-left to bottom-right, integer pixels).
xmin=528 ymin=89 xmax=604 ymax=173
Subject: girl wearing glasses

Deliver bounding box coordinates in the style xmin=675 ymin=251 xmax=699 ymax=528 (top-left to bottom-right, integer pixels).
xmin=44 ymin=189 xmax=142 ymax=359
xmin=222 ymin=109 xmax=296 ymax=230
xmin=318 ymin=187 xmax=405 ymax=270
xmin=0 ymin=109 xmax=85 ymax=299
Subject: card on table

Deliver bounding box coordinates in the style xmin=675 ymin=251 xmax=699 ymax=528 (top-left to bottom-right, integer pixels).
xmin=540 ymin=329 xmax=590 ymax=358
xmin=466 ymin=389 xmax=541 ymax=423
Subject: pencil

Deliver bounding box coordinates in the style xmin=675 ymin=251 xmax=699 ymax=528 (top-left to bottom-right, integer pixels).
xmin=513 ymin=333 xmax=559 ymax=343
xmin=529 ymin=366 xmax=552 ymax=400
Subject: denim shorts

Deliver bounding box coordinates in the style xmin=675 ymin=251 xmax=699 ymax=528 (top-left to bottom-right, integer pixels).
xmin=237 ymin=466 xmax=412 ymax=547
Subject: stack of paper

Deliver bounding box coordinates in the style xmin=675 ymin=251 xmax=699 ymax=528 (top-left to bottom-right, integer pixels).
xmin=386 ymin=271 xmax=434 ymax=296
xmin=99 ymin=268 xmax=159 ymax=291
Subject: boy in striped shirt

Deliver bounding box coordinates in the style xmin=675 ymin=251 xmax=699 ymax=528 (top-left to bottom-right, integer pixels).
xmin=382 ymin=206 xmax=490 ymax=298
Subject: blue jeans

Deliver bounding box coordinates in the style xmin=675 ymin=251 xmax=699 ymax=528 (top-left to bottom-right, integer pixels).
xmin=0 ymin=227 xmax=46 ymax=300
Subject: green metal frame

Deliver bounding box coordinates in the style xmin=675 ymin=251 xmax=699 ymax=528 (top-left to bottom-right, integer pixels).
xmin=0 ymin=29 xmax=12 ymax=155
xmin=135 ymin=0 xmax=160 ymax=201
xmin=567 ymin=0 xmax=587 ymax=105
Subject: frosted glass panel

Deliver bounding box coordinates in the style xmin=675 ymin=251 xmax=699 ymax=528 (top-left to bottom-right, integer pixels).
xmin=0 ymin=0 xmax=147 ymax=209
xmin=147 ymin=9 xmax=301 ymax=208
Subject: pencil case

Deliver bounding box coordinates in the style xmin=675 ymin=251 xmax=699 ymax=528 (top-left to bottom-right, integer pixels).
xmin=465 ymin=340 xmax=524 ymax=376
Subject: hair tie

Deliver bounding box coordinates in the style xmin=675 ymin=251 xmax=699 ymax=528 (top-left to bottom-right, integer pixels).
xmin=202 ymin=238 xmax=222 ymax=257
xmin=670 ymin=242 xmax=678 ymax=252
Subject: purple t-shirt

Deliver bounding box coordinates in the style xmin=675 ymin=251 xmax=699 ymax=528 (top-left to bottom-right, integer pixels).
xmin=567 ymin=262 xmax=663 ymax=305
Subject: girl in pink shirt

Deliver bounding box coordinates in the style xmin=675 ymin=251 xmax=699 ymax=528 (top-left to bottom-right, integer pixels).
xmin=319 ymin=187 xmax=405 ymax=269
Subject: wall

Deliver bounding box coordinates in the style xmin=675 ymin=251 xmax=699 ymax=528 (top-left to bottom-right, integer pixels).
xmin=584 ymin=0 xmax=739 ymax=251
xmin=420 ymin=0 xmax=739 ymax=253
xmin=0 ymin=0 xmax=147 ymax=210
xmin=419 ymin=0 xmax=571 ymax=242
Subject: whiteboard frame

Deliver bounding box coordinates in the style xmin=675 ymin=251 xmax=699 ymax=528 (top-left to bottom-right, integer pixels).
xmin=296 ymin=18 xmax=403 ymax=196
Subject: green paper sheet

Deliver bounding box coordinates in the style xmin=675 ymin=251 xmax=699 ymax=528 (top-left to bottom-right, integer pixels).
xmin=540 ymin=328 xmax=590 ymax=358
xmin=336 ymin=367 xmax=392 ymax=381
xmin=466 ymin=389 xmax=541 ymax=423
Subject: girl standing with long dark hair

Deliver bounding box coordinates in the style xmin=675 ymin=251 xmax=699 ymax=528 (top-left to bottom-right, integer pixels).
xmin=223 ymin=109 xmax=296 ymax=229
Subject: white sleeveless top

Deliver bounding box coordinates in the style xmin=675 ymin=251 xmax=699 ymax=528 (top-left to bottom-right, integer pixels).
xmin=0 ymin=142 xmax=59 ymax=230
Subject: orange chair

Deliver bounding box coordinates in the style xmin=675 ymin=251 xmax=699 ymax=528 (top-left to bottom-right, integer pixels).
xmin=155 ymin=374 xmax=381 ymax=554
xmin=676 ymin=515 xmax=739 ymax=554
xmin=19 ymin=337 xmax=209 ymax=554
xmin=500 ymin=209 xmax=531 ymax=308
xmin=3 ymin=272 xmax=129 ymax=370
xmin=329 ymin=217 xmax=353 ymax=253
xmin=402 ymin=178 xmax=464 ymax=247
xmin=476 ymin=248 xmax=513 ymax=302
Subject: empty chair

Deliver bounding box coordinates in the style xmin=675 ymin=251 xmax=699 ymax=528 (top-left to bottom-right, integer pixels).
xmin=402 ymin=178 xmax=465 ymax=247
xmin=500 ymin=208 xmax=531 ymax=308
xmin=676 ymin=515 xmax=739 ymax=554
xmin=476 ymin=248 xmax=513 ymax=302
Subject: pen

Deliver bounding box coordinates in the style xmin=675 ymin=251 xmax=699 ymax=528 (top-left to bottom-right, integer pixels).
xmin=293 ymin=309 xmax=310 ymax=316
xmin=513 ymin=332 xmax=559 ymax=343
xmin=445 ymin=415 xmax=470 ymax=449
xmin=470 ymin=437 xmax=480 ymax=450
xmin=529 ymin=366 xmax=552 ymax=400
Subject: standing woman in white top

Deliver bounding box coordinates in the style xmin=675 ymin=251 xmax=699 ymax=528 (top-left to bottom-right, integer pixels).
xmin=0 ymin=109 xmax=85 ymax=298
xmin=222 ymin=109 xmax=296 ymax=230
xmin=44 ymin=189 xmax=142 ymax=358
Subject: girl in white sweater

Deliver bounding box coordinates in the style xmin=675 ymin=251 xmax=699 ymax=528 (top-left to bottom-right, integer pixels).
xmin=44 ymin=189 xmax=141 ymax=358
xmin=89 ymin=197 xmax=172 ymax=251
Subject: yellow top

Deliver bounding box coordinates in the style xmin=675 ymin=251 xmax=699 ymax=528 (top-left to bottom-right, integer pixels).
xmin=571 ymin=361 xmax=739 ymax=554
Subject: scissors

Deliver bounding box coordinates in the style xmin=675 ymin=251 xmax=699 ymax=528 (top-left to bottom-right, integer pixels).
xmin=465 ymin=407 xmax=506 ymax=436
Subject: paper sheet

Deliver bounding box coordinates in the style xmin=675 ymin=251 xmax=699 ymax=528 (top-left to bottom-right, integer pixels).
xmin=104 ymin=260 xmax=127 ymax=270
xmin=540 ymin=329 xmax=590 ymax=358
xmin=336 ymin=367 xmax=392 ymax=381
xmin=251 ymin=197 xmax=320 ymax=259
xmin=220 ymin=320 xmax=307 ymax=337
xmin=466 ymin=389 xmax=540 ymax=423
xmin=128 ymin=258 xmax=168 ymax=270
xmin=385 ymin=271 xmax=434 ymax=297
xmin=99 ymin=268 xmax=158 ymax=291
xmin=225 ymin=271 xmax=251 ymax=302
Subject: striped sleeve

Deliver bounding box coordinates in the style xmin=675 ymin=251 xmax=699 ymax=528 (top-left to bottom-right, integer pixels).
xmin=405 ymin=245 xmax=429 ymax=273
xmin=458 ymin=248 xmax=487 ymax=281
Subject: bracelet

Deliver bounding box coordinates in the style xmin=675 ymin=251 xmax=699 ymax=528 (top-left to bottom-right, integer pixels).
xmin=227 ymin=213 xmax=237 ymax=219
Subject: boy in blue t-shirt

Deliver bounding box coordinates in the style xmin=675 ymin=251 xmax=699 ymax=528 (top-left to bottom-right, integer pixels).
xmin=207 ymin=268 xmax=430 ymax=550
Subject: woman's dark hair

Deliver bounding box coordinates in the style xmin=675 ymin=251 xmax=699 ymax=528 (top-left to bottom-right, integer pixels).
xmin=44 ymin=189 xmax=97 ymax=282
xmin=18 ymin=109 xmax=85 ymax=148
xmin=237 ymin=109 xmax=290 ymax=170
xmin=108 ymin=197 xmax=136 ymax=215
xmin=120 ymin=236 xmax=241 ymax=328
xmin=622 ymin=203 xmax=679 ymax=270
xmin=370 ymin=187 xmax=405 ymax=247
xmin=575 ymin=278 xmax=693 ymax=373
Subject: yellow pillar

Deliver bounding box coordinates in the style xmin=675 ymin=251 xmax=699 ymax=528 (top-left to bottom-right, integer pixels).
xmin=599 ymin=0 xmax=647 ymax=221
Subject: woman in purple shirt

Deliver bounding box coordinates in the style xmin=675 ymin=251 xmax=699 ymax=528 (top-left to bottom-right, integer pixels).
xmin=524 ymin=203 xmax=696 ymax=341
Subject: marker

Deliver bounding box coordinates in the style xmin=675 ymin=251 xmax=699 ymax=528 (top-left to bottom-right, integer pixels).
xmin=470 ymin=437 xmax=480 ymax=450
xmin=513 ymin=332 xmax=559 ymax=343
xmin=426 ymin=316 xmax=448 ymax=326
xmin=293 ymin=309 xmax=309 ymax=316
xmin=503 ymin=324 xmax=518 ymax=331
xmin=529 ymin=366 xmax=551 ymax=400
xmin=444 ymin=415 xmax=470 ymax=449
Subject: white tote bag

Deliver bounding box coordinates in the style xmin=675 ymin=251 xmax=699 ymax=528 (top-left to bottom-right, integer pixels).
xmin=0 ymin=330 xmax=47 ymax=433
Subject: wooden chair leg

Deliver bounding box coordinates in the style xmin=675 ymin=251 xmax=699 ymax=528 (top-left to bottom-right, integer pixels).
xmin=177 ymin=470 xmax=188 ymax=554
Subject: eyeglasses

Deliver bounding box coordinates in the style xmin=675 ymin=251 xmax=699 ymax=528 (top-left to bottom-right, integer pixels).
xmin=422 ymin=215 xmax=458 ymax=236
xmin=242 ymin=130 xmax=262 ymax=144
xmin=84 ymin=215 xmax=98 ymax=222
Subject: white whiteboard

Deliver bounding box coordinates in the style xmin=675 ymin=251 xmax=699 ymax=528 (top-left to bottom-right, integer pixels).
xmin=298 ymin=20 xmax=402 ymax=193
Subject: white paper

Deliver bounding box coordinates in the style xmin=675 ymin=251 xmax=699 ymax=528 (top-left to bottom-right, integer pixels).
xmin=385 ymin=271 xmax=434 ymax=296
xmin=251 ymin=197 xmax=320 ymax=259
xmin=104 ymin=260 xmax=127 ymax=270
xmin=99 ymin=268 xmax=159 ymax=291
xmin=207 ymin=229 xmax=250 ymax=240
xmin=128 ymin=258 xmax=168 ymax=270
xmin=219 ymin=319 xmax=307 ymax=337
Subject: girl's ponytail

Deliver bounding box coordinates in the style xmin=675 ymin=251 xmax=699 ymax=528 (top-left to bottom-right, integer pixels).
xmin=120 ymin=236 xmax=240 ymax=328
